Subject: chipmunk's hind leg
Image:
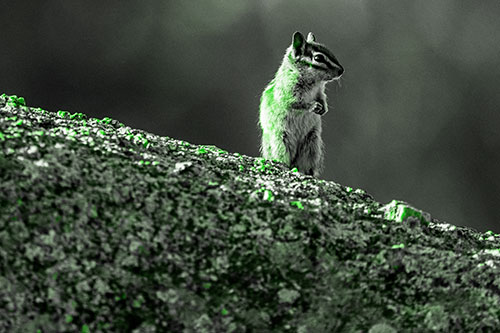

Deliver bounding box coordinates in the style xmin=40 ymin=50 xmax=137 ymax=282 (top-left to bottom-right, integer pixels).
xmin=293 ymin=126 xmax=323 ymax=177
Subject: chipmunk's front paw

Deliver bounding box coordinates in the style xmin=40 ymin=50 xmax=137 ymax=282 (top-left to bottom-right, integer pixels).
xmin=310 ymin=102 xmax=327 ymax=115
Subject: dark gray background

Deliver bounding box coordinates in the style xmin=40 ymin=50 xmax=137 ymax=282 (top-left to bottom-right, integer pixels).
xmin=2 ymin=1 xmax=499 ymax=232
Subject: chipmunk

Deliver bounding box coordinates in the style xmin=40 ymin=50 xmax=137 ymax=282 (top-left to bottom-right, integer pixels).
xmin=259 ymin=31 xmax=343 ymax=177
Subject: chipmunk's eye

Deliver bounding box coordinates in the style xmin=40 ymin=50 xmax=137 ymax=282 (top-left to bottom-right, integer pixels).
xmin=313 ymin=54 xmax=326 ymax=63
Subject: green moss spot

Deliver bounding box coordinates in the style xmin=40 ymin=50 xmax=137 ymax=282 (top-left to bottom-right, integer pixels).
xmin=57 ymin=110 xmax=70 ymax=118
xmin=7 ymin=95 xmax=26 ymax=107
xmin=0 ymin=132 xmax=4 ymax=141
xmin=254 ymin=158 xmax=271 ymax=172
xmin=486 ymin=230 xmax=498 ymax=236
xmin=15 ymin=119 xmax=23 ymax=126
xmin=263 ymin=189 xmax=274 ymax=202
xmin=90 ymin=206 xmax=98 ymax=218
xmin=290 ymin=201 xmax=304 ymax=210
xmin=101 ymin=117 xmax=112 ymax=124
xmin=221 ymin=308 xmax=228 ymax=316
xmin=346 ymin=187 xmax=353 ymax=192
xmin=81 ymin=324 xmax=90 ymax=333
xmin=203 ymin=282 xmax=212 ymax=289
xmin=290 ymin=167 xmax=299 ymax=173
xmin=65 ymin=314 xmax=73 ymax=323
xmin=133 ymin=299 xmax=141 ymax=308
xmin=114 ymin=292 xmax=127 ymax=301
xmin=391 ymin=243 xmax=405 ymax=249
xmin=197 ymin=147 xmax=208 ymax=154
xmin=381 ymin=200 xmax=430 ymax=224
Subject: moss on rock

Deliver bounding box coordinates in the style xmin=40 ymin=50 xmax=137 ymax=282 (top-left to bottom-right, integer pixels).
xmin=1 ymin=93 xmax=499 ymax=332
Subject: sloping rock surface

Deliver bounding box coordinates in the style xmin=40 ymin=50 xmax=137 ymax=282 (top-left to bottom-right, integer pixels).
xmin=0 ymin=93 xmax=499 ymax=332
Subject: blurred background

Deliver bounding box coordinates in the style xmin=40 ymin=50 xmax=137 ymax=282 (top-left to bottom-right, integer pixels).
xmin=1 ymin=1 xmax=499 ymax=232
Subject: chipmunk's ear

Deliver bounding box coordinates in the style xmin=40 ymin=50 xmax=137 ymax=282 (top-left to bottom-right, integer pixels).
xmin=292 ymin=31 xmax=305 ymax=57
xmin=307 ymin=32 xmax=315 ymax=43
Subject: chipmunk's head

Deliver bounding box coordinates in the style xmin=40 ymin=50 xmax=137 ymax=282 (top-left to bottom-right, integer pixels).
xmin=289 ymin=31 xmax=344 ymax=82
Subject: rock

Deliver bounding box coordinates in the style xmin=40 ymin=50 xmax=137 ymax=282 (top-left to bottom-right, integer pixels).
xmin=1 ymin=93 xmax=499 ymax=332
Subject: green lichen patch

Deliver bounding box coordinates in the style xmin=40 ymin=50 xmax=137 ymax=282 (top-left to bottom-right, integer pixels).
xmin=380 ymin=199 xmax=431 ymax=224
xmin=1 ymin=93 xmax=499 ymax=332
xmin=2 ymin=93 xmax=26 ymax=108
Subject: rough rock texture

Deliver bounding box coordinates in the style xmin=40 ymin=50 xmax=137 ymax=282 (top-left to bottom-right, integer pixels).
xmin=0 ymin=93 xmax=499 ymax=332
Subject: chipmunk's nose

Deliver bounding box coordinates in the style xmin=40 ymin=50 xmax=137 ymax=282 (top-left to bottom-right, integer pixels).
xmin=337 ymin=66 xmax=344 ymax=77
xmin=333 ymin=65 xmax=344 ymax=79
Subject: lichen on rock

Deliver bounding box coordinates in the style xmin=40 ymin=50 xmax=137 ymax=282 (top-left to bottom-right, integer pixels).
xmin=1 ymin=93 xmax=499 ymax=332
